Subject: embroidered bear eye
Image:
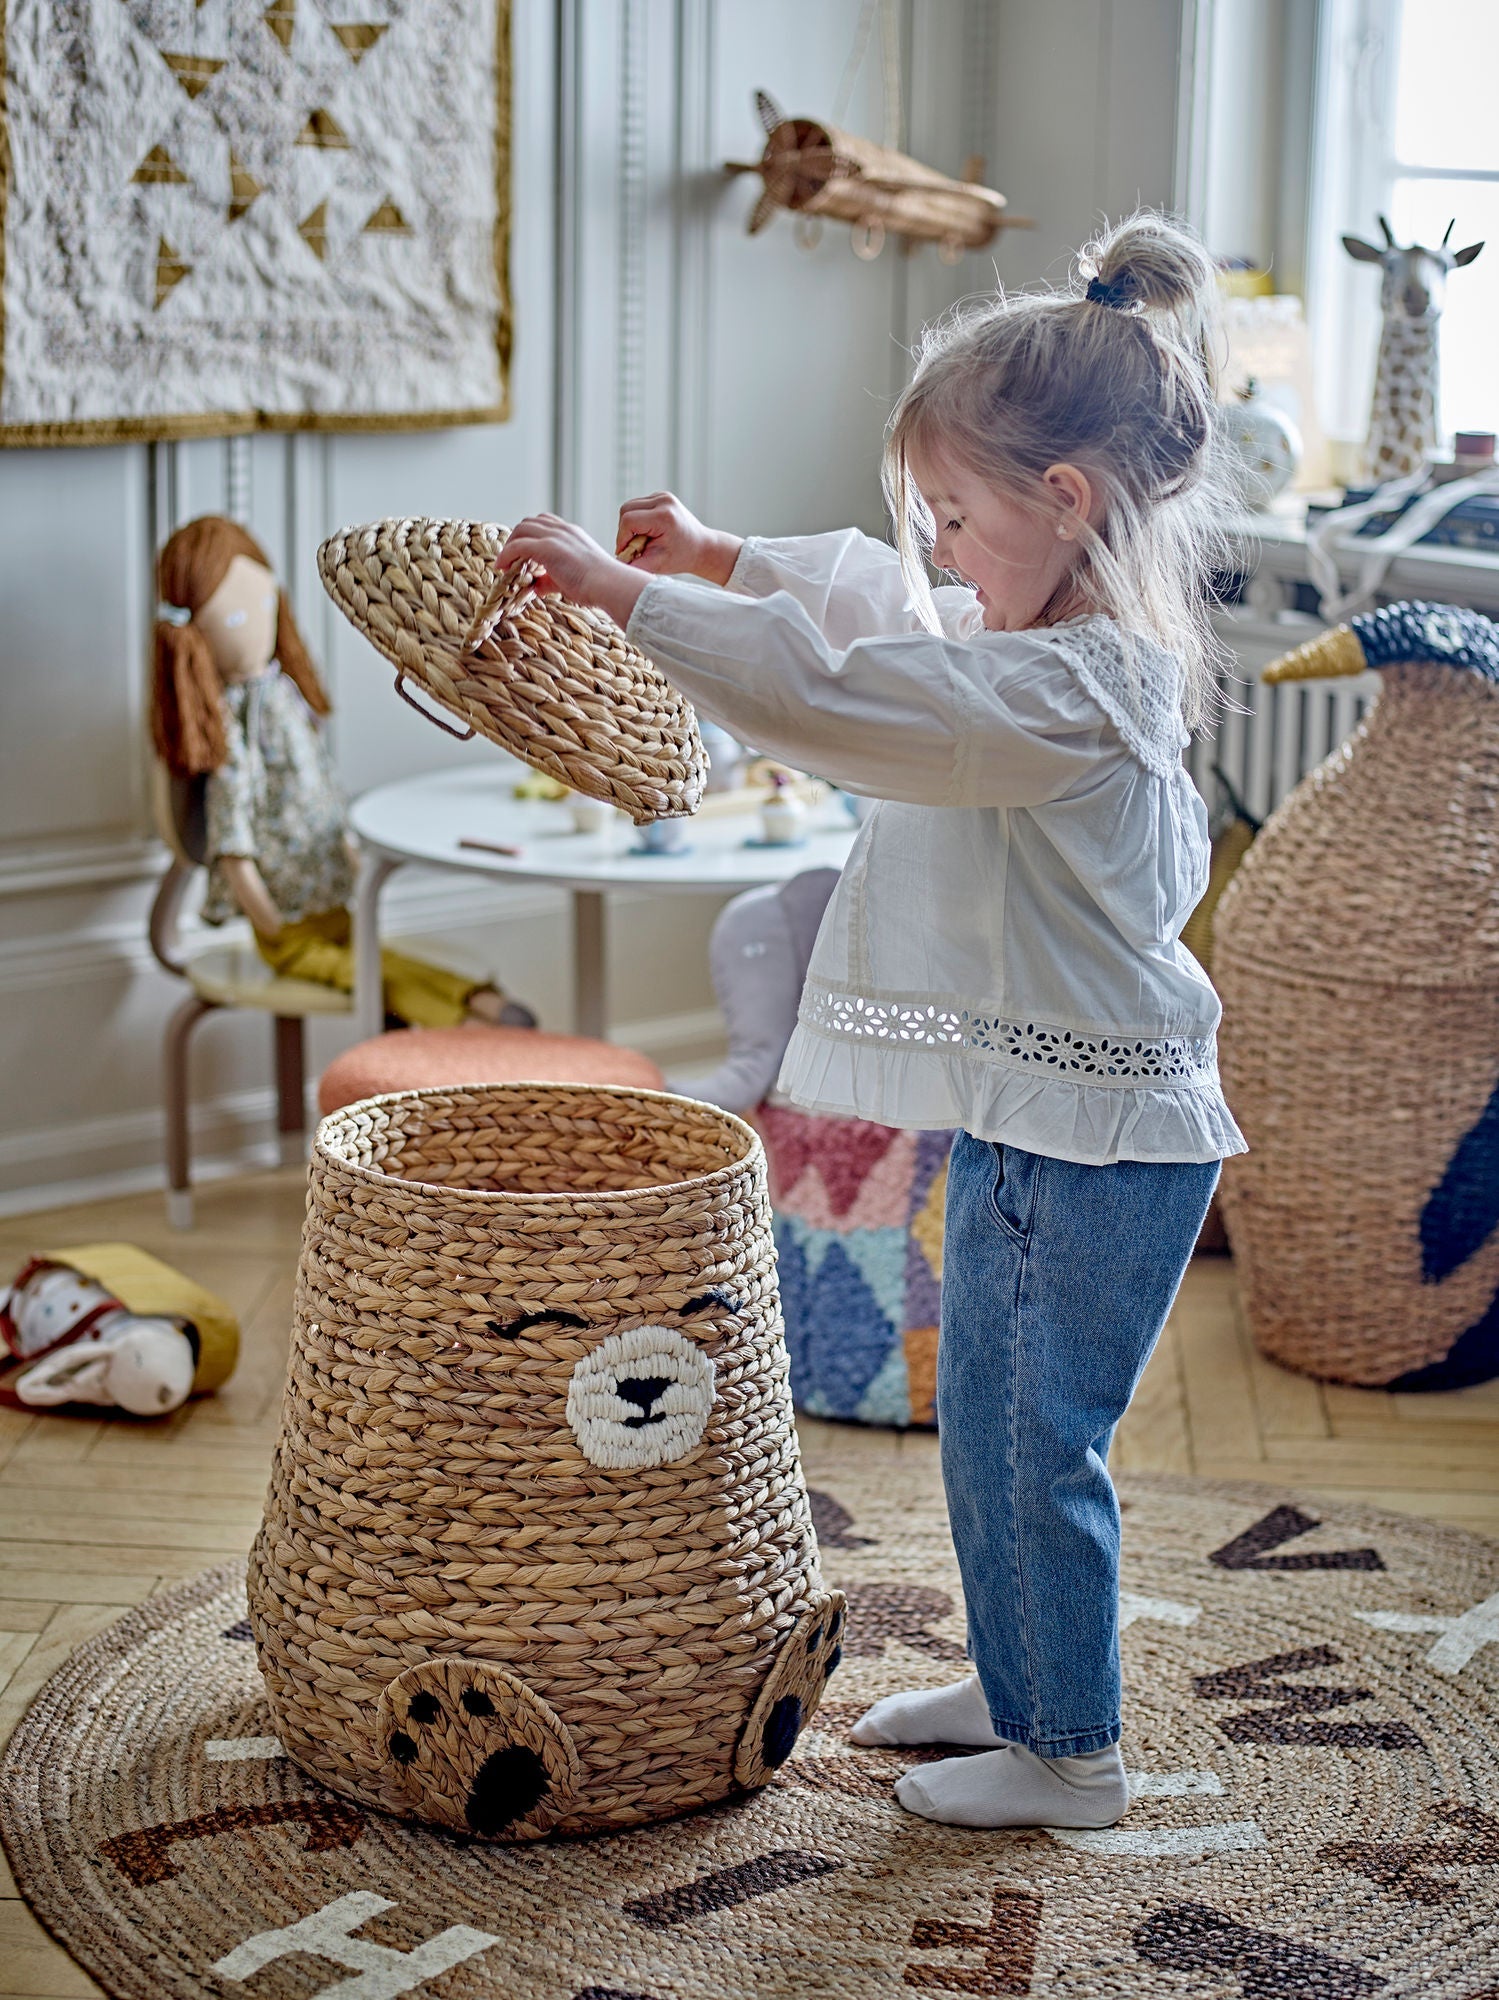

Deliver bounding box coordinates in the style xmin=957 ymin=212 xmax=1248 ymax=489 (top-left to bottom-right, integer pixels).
xmin=565 ymin=1324 xmax=717 ymax=1470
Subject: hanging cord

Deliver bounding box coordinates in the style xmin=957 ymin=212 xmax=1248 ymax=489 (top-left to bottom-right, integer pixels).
xmin=831 ymin=0 xmax=902 ymax=146
xmin=1210 ymin=763 xmax=1262 ymax=833
xmin=879 ymin=0 xmax=902 ymax=148
xmin=1305 ymin=466 xmax=1499 ymax=621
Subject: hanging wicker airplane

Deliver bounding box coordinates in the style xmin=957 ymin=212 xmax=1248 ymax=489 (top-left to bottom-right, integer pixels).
xmin=725 ymin=91 xmax=1026 ymax=260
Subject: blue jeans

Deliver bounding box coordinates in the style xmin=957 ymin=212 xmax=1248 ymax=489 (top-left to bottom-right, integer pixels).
xmin=938 ymin=1132 xmax=1221 ymax=1757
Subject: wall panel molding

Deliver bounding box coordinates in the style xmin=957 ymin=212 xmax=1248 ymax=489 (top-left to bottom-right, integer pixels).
xmin=0 ymin=834 xmax=162 ymax=899
xmin=0 ymin=875 xmax=570 ymax=995
xmin=0 ymin=1002 xmax=727 ymax=1215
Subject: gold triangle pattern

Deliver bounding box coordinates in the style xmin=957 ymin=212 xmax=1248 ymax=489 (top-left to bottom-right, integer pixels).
xmin=228 ymin=152 xmax=264 ymax=223
xmin=298 ymin=202 xmax=329 ymax=261
xmin=263 ymin=0 xmax=295 ymax=50
xmin=154 ymin=237 xmax=192 ymax=307
xmin=295 ymin=108 xmax=349 ymax=149
xmin=362 ymin=197 xmax=411 ymax=235
xmin=162 ymin=52 xmax=225 ymax=99
xmin=331 ymin=22 xmax=387 ymax=61
xmin=132 ymin=145 xmax=189 ymax=185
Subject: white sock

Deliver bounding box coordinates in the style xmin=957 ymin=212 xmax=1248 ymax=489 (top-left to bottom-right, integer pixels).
xmin=893 ymin=1742 xmax=1129 ymax=1830
xmin=848 ymin=1675 xmax=1006 ymax=1750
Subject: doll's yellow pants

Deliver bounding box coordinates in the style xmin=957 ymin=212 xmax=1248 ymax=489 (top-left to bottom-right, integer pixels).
xmin=255 ymin=907 xmax=481 ymax=1029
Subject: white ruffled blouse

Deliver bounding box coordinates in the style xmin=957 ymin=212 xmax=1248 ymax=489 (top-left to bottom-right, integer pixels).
xmin=625 ymin=528 xmax=1247 ymax=1166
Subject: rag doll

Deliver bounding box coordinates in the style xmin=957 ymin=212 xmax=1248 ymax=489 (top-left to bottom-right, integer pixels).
xmin=150 ymin=515 xmax=534 ymax=1029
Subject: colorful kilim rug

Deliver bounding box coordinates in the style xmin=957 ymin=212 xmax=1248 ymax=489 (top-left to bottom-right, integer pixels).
xmin=3 ymin=1466 xmax=1498 ymax=1997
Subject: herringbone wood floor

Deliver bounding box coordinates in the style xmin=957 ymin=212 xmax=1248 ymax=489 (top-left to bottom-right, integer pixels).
xmin=0 ymin=1166 xmax=1495 ymax=1996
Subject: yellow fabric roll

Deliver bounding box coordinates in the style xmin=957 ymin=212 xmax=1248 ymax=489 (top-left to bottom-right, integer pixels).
xmin=1181 ymin=816 xmax=1258 ymax=975
xmin=40 ymin=1243 xmax=238 ymax=1394
xmin=255 ymin=907 xmax=481 ymax=1029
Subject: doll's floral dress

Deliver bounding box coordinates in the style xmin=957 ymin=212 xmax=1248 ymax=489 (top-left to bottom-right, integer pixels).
xmin=201 ymin=669 xmax=354 ymax=927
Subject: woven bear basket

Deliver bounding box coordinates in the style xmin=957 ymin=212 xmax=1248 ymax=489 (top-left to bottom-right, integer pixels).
xmin=1215 ymin=605 xmax=1499 ymax=1390
xmin=248 ymin=1082 xmax=842 ymax=1842
xmin=317 ymin=518 xmax=707 ymax=823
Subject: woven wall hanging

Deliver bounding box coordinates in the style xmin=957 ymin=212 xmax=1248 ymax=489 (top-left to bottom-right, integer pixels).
xmin=318 ymin=517 xmax=707 ymax=822
xmin=1214 ymin=602 xmax=1499 ymax=1389
xmin=0 ymin=1 xmax=510 ymax=444
xmin=248 ymin=1081 xmax=842 ymax=1840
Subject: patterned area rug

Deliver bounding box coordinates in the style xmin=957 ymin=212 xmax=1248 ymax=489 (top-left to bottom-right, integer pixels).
xmin=3 ymin=1468 xmax=1498 ymax=1998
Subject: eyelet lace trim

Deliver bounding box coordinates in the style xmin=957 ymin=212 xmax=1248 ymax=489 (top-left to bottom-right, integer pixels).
xmin=801 ymin=987 xmax=1218 ymax=1086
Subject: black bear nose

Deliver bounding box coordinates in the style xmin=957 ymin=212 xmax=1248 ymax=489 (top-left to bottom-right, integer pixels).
xmin=616 ymin=1374 xmax=671 ymax=1427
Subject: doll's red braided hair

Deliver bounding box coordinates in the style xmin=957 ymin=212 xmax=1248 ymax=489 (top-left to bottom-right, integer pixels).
xmin=151 ymin=515 xmax=331 ymax=777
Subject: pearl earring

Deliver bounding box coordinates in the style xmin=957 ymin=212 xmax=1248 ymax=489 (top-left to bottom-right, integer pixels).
xmin=1056 ymin=524 xmax=1070 ymax=540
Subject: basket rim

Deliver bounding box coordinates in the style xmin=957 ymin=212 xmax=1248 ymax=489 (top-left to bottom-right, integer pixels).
xmin=311 ymin=1080 xmax=764 ymax=1210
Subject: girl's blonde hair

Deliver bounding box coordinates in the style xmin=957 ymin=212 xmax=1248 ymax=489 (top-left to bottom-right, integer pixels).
xmin=151 ymin=514 xmax=330 ymax=777
xmin=884 ymin=211 xmax=1234 ymax=731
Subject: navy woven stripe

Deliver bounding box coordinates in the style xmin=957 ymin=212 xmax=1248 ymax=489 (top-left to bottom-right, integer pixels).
xmin=1421 ymin=1076 xmax=1499 ymax=1285
xmin=1350 ymin=600 xmax=1499 ymax=679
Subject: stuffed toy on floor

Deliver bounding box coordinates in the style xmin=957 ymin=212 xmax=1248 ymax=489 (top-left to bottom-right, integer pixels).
xmin=0 ymin=1245 xmax=238 ymax=1414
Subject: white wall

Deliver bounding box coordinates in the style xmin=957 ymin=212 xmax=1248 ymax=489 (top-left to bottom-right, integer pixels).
xmin=983 ymin=0 xmax=1185 ymax=291
xmin=0 ymin=0 xmax=1007 ymax=1212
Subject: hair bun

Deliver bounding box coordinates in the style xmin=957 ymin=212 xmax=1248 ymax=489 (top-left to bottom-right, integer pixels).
xmin=1082 ymin=211 xmax=1216 ymax=317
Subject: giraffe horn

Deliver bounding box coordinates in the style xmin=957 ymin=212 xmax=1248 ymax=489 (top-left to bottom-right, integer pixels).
xmin=1442 ymin=217 xmax=1456 ymax=246
xmin=1378 ymin=213 xmax=1395 ymax=247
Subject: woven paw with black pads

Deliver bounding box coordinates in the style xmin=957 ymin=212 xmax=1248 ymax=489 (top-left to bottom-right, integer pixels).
xmin=377 ymin=1658 xmax=580 ymax=1841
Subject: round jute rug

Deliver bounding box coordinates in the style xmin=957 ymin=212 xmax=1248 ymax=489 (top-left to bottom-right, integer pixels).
xmin=4 ymin=1469 xmax=1498 ymax=1999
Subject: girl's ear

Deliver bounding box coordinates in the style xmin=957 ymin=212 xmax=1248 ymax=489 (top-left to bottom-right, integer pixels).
xmin=1042 ymin=463 xmax=1096 ymax=536
xmin=152 ymin=623 xmax=228 ymax=775
xmin=273 ymin=594 xmax=333 ymax=717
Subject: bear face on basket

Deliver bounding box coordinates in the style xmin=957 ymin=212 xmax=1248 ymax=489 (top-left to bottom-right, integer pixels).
xmin=248 ymin=1082 xmax=843 ymax=1843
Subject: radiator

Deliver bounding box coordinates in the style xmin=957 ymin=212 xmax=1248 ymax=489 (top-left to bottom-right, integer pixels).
xmin=1186 ymin=612 xmax=1381 ymax=823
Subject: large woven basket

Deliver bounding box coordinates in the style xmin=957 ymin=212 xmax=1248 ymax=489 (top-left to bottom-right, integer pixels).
xmin=248 ymin=1082 xmax=842 ymax=1841
xmin=318 ymin=518 xmax=707 ymax=823
xmin=1215 ymin=605 xmax=1499 ymax=1389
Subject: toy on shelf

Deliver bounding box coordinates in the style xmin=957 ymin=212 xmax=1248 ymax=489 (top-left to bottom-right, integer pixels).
xmin=1342 ymin=216 xmax=1483 ymax=480
xmin=151 ymin=515 xmax=530 ymax=1029
xmin=1215 ymin=602 xmax=1499 ymax=1388
xmin=758 ymin=768 xmax=807 ymax=846
xmin=317 ymin=517 xmax=706 ymax=823
xmin=248 ymin=1082 xmax=842 ymax=1840
xmin=0 ymin=1244 xmax=238 ymax=1414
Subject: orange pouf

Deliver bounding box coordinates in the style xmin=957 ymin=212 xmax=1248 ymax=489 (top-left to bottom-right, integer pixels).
xmin=317 ymin=1026 xmax=665 ymax=1117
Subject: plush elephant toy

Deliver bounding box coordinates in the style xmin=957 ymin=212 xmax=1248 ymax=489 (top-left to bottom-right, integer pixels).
xmin=672 ymin=868 xmax=840 ymax=1112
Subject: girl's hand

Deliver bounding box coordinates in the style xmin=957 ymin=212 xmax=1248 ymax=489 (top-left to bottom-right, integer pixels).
xmin=615 ymin=492 xmax=742 ymax=585
xmin=497 ymin=514 xmax=648 ymax=632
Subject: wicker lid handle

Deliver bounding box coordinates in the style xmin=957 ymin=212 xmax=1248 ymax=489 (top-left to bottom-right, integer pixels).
xmin=391 ymin=669 xmax=478 ymax=739
xmin=462 ymin=559 xmax=541 ymax=655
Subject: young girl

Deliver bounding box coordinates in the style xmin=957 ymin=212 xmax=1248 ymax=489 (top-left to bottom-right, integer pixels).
xmin=498 ymin=211 xmax=1247 ymax=1831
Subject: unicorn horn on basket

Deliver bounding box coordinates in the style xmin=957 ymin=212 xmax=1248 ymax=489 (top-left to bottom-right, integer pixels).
xmin=1263 ymin=601 xmax=1499 ymax=683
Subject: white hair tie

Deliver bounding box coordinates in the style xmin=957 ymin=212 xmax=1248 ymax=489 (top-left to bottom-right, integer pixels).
xmin=157 ymin=603 xmax=192 ymax=626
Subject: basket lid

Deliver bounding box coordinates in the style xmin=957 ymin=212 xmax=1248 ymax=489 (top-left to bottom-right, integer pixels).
xmin=318 ymin=518 xmax=707 ymax=824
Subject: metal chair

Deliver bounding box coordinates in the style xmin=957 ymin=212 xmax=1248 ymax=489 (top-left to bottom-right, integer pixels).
xmin=148 ymin=767 xmax=351 ymax=1229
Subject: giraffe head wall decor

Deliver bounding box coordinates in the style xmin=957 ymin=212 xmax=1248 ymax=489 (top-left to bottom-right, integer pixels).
xmin=1343 ymin=216 xmax=1483 ymax=482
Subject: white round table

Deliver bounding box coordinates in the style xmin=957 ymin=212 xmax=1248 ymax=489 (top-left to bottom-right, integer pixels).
xmin=349 ymin=761 xmax=858 ymax=1040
